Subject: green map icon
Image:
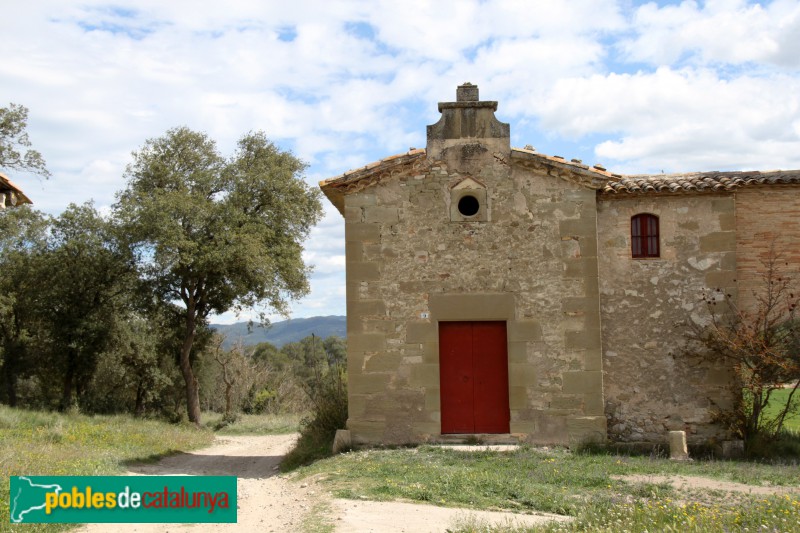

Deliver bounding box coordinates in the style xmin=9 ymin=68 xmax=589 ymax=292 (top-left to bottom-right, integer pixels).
xmin=10 ymin=476 xmax=63 ymax=523
xmin=9 ymin=475 xmax=237 ymax=523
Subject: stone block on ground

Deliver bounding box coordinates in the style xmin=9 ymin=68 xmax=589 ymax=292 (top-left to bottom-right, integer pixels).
xmin=332 ymin=429 xmax=352 ymax=454
xmin=668 ymin=430 xmax=689 ymax=461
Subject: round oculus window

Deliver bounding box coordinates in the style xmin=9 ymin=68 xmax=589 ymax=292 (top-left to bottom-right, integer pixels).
xmin=457 ymin=195 xmax=480 ymax=217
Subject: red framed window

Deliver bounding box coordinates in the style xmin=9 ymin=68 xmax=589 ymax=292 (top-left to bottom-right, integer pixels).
xmin=631 ymin=214 xmax=659 ymax=258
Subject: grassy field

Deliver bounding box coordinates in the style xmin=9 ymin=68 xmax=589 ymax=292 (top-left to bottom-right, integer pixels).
xmin=0 ymin=406 xmax=215 ymax=532
xmin=763 ymin=386 xmax=800 ymax=432
xmin=0 ymin=407 xmax=300 ymax=532
xmin=297 ymin=445 xmax=800 ymax=532
xmin=2 ymin=400 xmax=798 ymax=532
xmin=204 ymin=411 xmax=302 ymax=435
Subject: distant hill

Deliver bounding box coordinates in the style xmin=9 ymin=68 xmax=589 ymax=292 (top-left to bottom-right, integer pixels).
xmin=210 ymin=315 xmax=346 ymax=349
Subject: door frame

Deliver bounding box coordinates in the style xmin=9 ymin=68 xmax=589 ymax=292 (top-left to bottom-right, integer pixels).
xmin=439 ymin=320 xmax=510 ymax=434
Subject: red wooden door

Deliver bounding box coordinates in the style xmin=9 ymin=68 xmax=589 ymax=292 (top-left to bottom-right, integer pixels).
xmin=439 ymin=321 xmax=509 ymax=434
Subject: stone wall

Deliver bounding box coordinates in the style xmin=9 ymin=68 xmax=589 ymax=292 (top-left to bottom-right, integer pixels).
xmin=597 ymin=194 xmax=736 ymax=443
xmin=330 ymin=85 xmax=800 ymax=448
xmin=344 ymin=151 xmax=607 ymax=445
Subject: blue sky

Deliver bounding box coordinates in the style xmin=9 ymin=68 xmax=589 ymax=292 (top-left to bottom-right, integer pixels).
xmin=2 ymin=0 xmax=800 ymax=323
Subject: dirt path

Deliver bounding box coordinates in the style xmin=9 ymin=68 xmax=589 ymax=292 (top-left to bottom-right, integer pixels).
xmin=75 ymin=435 xmax=568 ymax=532
xmin=615 ymin=474 xmax=800 ymax=496
xmin=330 ymin=499 xmax=570 ymax=532
xmin=76 ymin=434 xmax=316 ymax=532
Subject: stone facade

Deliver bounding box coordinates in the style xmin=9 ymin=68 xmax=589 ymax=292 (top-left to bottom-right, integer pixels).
xmin=597 ymin=195 xmax=737 ymax=442
xmin=320 ymin=84 xmax=800 ymax=447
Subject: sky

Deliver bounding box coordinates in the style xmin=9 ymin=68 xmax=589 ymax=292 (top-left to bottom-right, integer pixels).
xmin=2 ymin=0 xmax=800 ymax=324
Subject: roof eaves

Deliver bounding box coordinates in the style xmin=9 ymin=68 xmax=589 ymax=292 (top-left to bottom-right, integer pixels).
xmin=601 ymin=170 xmax=800 ymax=195
xmin=0 ymin=171 xmax=33 ymax=206
xmin=319 ymin=148 xmax=426 ymax=190
xmin=319 ymin=148 xmax=426 ymax=215
xmin=511 ymin=147 xmax=620 ymax=189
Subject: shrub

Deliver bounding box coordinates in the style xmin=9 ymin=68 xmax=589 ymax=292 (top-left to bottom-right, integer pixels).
xmin=251 ymin=388 xmax=277 ymax=414
xmin=281 ymin=365 xmax=347 ymax=470
xmin=686 ymin=246 xmax=800 ymax=450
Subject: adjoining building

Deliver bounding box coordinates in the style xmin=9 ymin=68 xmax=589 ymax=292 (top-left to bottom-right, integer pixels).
xmin=0 ymin=172 xmax=32 ymax=208
xmin=320 ymin=83 xmax=800 ymax=446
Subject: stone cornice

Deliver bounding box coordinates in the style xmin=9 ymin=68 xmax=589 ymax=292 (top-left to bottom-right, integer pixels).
xmin=319 ymin=149 xmax=427 ymax=214
xmin=511 ymin=148 xmax=618 ymax=191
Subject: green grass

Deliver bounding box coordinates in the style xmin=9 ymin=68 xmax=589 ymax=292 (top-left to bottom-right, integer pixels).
xmin=0 ymin=405 xmax=214 ymax=532
xmin=203 ymin=412 xmax=302 ymax=435
xmin=296 ymin=445 xmax=800 ymax=532
xmin=764 ymin=386 xmax=800 ymax=432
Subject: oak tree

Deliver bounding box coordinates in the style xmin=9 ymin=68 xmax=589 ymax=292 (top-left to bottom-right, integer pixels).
xmin=0 ymin=207 xmax=48 ymax=405
xmin=39 ymin=203 xmax=131 ymax=410
xmin=114 ymin=128 xmax=322 ymax=424
xmin=0 ymin=204 xmax=130 ymax=410
xmin=0 ymin=103 xmax=50 ymax=178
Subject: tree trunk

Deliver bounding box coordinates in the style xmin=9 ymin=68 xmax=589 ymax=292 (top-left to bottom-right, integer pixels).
xmin=180 ymin=306 xmax=202 ymax=425
xmin=749 ymin=388 xmax=763 ymax=440
xmin=1 ymin=318 xmax=21 ymax=407
xmin=60 ymin=358 xmax=74 ymax=412
xmin=134 ymin=380 xmax=145 ymax=417
xmin=2 ymin=361 xmax=17 ymax=407
xmin=213 ymin=339 xmax=235 ymax=419
xmin=1 ymin=335 xmax=23 ymax=407
xmin=225 ymin=382 xmax=232 ymax=418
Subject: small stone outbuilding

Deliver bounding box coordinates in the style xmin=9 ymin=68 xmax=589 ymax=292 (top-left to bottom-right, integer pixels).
xmin=320 ymin=84 xmax=800 ymax=447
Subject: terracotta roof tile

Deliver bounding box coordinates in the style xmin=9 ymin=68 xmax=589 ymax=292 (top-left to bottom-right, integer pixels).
xmin=0 ymin=172 xmax=32 ymax=206
xmin=319 ymin=145 xmax=800 ymax=213
xmin=320 ymin=148 xmax=426 ymax=190
xmin=319 ymin=149 xmax=427 ymax=214
xmin=602 ymin=170 xmax=800 ymax=195
xmin=511 ymin=147 xmax=621 ymax=182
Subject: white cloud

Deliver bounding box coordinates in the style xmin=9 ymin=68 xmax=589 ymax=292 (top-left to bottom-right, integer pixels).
xmin=621 ymin=0 xmax=800 ymax=68
xmin=3 ymin=0 xmax=800 ymax=319
xmin=539 ymin=66 xmax=800 ymax=172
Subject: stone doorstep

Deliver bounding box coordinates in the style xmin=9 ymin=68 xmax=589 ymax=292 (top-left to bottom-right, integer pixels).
xmin=433 ymin=433 xmax=521 ymax=445
xmin=437 ymin=444 xmax=520 ymax=452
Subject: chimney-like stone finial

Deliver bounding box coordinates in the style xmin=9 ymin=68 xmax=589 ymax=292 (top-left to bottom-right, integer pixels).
xmin=426 ymin=84 xmax=510 ymax=169
xmin=457 ymin=82 xmax=479 ymax=102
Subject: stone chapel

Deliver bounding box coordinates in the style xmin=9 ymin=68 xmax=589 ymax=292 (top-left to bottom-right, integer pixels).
xmin=320 ymin=83 xmax=800 ymax=447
